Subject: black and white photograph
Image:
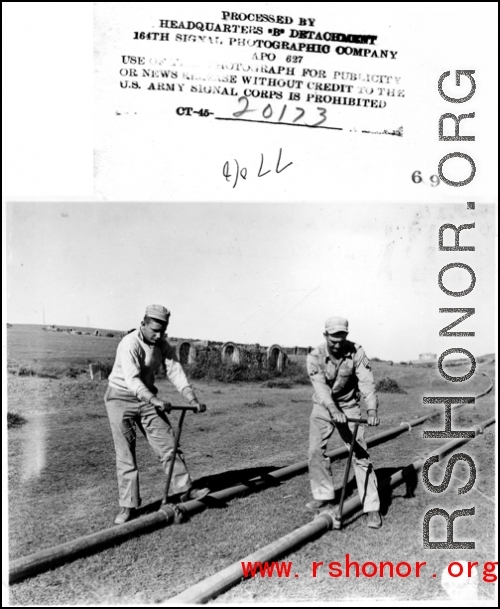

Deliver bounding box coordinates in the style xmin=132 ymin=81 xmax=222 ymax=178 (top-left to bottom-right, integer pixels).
xmin=3 ymin=2 xmax=498 ymax=606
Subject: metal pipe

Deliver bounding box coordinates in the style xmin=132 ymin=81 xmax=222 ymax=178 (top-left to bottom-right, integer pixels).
xmin=476 ymin=371 xmax=494 ymax=399
xmin=5 ymin=410 xmax=448 ymax=584
xmin=336 ymin=421 xmax=360 ymax=525
xmin=169 ymin=514 xmax=334 ymax=605
xmin=163 ymin=408 xmax=186 ymax=504
xmin=168 ymin=417 xmax=495 ymax=605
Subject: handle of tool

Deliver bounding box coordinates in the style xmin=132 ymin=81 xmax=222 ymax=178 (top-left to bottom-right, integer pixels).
xmin=337 ymin=422 xmax=360 ymax=523
xmin=163 ymin=408 xmax=187 ymax=504
xmin=169 ymin=405 xmax=199 ymax=412
xmin=345 ymin=417 xmax=368 ymax=424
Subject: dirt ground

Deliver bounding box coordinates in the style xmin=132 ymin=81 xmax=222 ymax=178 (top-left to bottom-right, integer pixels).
xmin=6 ymin=325 xmax=497 ymax=604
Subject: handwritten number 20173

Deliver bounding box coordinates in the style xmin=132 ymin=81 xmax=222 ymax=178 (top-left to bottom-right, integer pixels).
xmin=233 ymin=96 xmax=327 ymax=127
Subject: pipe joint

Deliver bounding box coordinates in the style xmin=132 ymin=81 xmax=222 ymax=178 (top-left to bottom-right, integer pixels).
xmin=159 ymin=503 xmax=186 ymax=524
xmin=315 ymin=509 xmax=336 ymax=530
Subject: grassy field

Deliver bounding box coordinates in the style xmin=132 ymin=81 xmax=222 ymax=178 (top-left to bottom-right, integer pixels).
xmin=6 ymin=325 xmax=497 ymax=604
xmin=6 ymin=324 xmax=122 ymax=377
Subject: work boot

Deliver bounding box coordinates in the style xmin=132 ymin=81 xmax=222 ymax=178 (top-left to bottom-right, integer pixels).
xmin=367 ymin=511 xmax=382 ymax=529
xmin=179 ymin=486 xmax=210 ymax=502
xmin=114 ymin=507 xmax=136 ymax=525
xmin=306 ymin=499 xmax=335 ymax=513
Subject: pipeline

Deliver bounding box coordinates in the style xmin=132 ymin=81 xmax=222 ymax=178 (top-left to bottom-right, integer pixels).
xmin=168 ymin=416 xmax=495 ymax=604
xmin=476 ymin=371 xmax=494 ymax=399
xmin=9 ymin=380 xmax=493 ymax=586
xmin=9 ymin=412 xmax=435 ymax=584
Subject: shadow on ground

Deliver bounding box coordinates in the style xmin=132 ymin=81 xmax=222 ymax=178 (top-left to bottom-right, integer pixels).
xmin=137 ymin=466 xmax=283 ymax=515
xmin=338 ymin=465 xmax=419 ymax=526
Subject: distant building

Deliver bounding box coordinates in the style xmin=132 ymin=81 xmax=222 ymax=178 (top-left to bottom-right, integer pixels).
xmin=419 ymin=353 xmax=437 ymax=361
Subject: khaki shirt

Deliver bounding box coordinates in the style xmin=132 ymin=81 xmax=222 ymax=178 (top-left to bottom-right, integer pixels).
xmin=307 ymin=340 xmax=378 ymax=411
xmin=108 ymin=329 xmax=195 ymax=403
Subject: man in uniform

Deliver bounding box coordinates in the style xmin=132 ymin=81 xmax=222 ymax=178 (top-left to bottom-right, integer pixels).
xmin=105 ymin=304 xmax=209 ymax=525
xmin=306 ymin=316 xmax=382 ymax=529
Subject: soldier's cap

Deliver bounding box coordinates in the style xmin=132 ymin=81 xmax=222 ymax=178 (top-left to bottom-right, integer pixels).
xmin=324 ymin=316 xmax=348 ymax=334
xmin=145 ymin=304 xmax=170 ymax=323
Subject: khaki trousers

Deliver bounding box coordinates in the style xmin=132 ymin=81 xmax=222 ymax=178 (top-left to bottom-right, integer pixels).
xmin=309 ymin=402 xmax=380 ymax=512
xmin=104 ymin=386 xmax=191 ymax=507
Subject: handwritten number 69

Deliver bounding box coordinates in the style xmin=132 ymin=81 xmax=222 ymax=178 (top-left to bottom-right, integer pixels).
xmin=412 ymin=171 xmax=440 ymax=186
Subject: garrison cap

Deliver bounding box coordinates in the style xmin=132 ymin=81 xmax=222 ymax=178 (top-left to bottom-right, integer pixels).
xmin=324 ymin=316 xmax=349 ymax=334
xmin=145 ymin=304 xmax=170 ymax=323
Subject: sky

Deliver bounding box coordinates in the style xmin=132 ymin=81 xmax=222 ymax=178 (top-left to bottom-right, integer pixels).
xmin=6 ymin=201 xmax=496 ymax=362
